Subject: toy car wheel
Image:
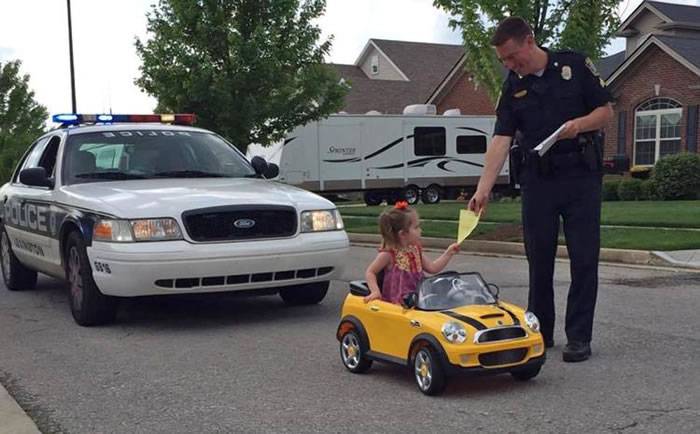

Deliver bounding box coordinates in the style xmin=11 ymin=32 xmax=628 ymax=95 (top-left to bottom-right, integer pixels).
xmin=279 ymin=281 xmax=329 ymax=305
xmin=413 ymin=346 xmax=446 ymax=395
xmin=339 ymin=330 xmax=372 ymax=373
xmin=510 ymin=364 xmax=541 ymax=381
xmin=421 ymin=185 xmax=441 ymax=204
xmin=65 ymin=231 xmax=118 ymax=326
xmin=403 ymin=185 xmax=420 ymax=205
xmin=1 ymin=226 xmax=37 ymax=291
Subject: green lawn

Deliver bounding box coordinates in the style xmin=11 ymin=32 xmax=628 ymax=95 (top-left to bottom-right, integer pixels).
xmin=339 ymin=200 xmax=700 ymax=228
xmin=342 ymin=210 xmax=700 ymax=251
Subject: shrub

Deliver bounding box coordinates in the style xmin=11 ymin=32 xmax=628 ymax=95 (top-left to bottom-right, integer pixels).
xmin=640 ymin=179 xmax=660 ymax=201
xmin=602 ymin=179 xmax=621 ymax=201
xmin=617 ymin=178 xmax=644 ymax=201
xmin=629 ymin=165 xmax=652 ymax=179
xmin=651 ymin=153 xmax=700 ymax=200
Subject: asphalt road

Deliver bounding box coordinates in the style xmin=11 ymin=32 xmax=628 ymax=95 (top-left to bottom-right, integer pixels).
xmin=1 ymin=246 xmax=699 ymax=433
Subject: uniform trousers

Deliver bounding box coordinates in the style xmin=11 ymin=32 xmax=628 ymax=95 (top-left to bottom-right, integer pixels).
xmin=520 ymin=167 xmax=602 ymax=344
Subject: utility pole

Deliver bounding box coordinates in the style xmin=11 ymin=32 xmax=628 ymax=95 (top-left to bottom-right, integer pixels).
xmin=67 ymin=0 xmax=77 ymax=113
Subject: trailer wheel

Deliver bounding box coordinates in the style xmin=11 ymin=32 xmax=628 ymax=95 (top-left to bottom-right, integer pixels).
xmin=404 ymin=186 xmax=420 ymax=205
xmin=363 ymin=191 xmax=382 ymax=206
xmin=421 ymin=185 xmax=441 ymax=204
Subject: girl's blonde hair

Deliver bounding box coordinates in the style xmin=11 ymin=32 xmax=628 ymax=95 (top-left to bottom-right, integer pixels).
xmin=378 ymin=204 xmax=416 ymax=248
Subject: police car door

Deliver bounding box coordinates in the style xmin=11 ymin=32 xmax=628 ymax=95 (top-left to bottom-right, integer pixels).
xmin=2 ymin=135 xmax=62 ymax=275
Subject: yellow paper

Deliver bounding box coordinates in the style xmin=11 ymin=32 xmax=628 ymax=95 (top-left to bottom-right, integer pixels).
xmin=457 ymin=209 xmax=480 ymax=244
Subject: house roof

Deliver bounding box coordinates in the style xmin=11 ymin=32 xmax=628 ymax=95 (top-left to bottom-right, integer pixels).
xmin=647 ymin=1 xmax=700 ymax=24
xmin=597 ymin=51 xmax=626 ymax=80
xmin=655 ymin=34 xmax=700 ymax=71
xmin=331 ymin=39 xmax=464 ymax=113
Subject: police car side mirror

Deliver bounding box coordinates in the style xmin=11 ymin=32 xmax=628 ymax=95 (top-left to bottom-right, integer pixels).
xmin=264 ymin=163 xmax=279 ymax=179
xmin=20 ymin=167 xmax=53 ymax=188
xmin=250 ymin=156 xmax=268 ymax=177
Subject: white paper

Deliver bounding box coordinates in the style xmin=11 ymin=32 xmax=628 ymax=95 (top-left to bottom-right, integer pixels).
xmin=533 ymin=123 xmax=567 ymax=156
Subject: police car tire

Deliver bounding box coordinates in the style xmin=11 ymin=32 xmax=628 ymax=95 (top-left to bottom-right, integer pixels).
xmin=279 ymin=281 xmax=329 ymax=305
xmin=0 ymin=226 xmax=38 ymax=291
xmin=65 ymin=231 xmax=117 ymax=326
xmin=421 ymin=185 xmax=441 ymax=204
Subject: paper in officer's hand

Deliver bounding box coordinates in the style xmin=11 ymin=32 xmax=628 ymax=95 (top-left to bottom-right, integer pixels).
xmin=533 ymin=123 xmax=567 ymax=156
xmin=457 ymin=209 xmax=480 ymax=244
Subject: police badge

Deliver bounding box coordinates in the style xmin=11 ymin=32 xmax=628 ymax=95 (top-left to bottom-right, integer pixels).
xmin=561 ymin=65 xmax=572 ymax=80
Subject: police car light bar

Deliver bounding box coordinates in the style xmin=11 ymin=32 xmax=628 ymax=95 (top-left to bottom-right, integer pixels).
xmin=51 ymin=113 xmax=196 ymax=126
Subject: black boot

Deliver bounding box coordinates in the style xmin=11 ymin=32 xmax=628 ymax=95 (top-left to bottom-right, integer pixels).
xmin=562 ymin=341 xmax=591 ymax=362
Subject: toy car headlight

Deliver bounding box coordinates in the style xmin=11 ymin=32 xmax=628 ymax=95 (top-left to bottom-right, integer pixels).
xmin=300 ymin=209 xmax=344 ymax=232
xmin=441 ymin=321 xmax=467 ymax=344
xmin=93 ymin=218 xmax=183 ymax=242
xmin=525 ymin=311 xmax=540 ymax=332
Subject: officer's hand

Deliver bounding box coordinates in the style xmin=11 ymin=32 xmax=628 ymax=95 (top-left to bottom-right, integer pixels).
xmin=468 ymin=190 xmax=489 ymax=215
xmin=559 ymin=119 xmax=582 ymax=140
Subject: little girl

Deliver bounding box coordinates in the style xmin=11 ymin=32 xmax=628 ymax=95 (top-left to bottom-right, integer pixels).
xmin=364 ymin=201 xmax=460 ymax=304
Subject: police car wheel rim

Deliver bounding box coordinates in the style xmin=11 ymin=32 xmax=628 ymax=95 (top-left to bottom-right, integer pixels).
xmin=414 ymin=349 xmax=432 ymax=391
xmin=1 ymin=232 xmax=11 ymax=280
xmin=341 ymin=333 xmax=360 ymax=369
xmin=68 ymin=247 xmax=83 ymax=310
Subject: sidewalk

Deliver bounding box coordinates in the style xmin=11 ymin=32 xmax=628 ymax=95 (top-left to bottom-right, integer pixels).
xmin=348 ymin=233 xmax=700 ymax=270
xmin=0 ymin=384 xmax=39 ymax=434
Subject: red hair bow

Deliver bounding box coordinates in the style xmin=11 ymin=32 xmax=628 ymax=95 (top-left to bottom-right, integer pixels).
xmin=394 ymin=200 xmax=409 ymax=210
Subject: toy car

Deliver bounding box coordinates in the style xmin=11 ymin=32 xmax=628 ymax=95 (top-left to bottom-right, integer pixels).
xmin=336 ymin=272 xmax=546 ymax=395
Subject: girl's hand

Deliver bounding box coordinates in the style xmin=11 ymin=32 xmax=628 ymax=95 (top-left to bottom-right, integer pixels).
xmin=364 ymin=291 xmax=381 ymax=303
xmin=447 ymin=243 xmax=460 ymax=255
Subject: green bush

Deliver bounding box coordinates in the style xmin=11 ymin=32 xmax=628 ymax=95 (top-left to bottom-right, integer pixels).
xmin=617 ymin=178 xmax=644 ymax=201
xmin=602 ymin=179 xmax=621 ymax=201
xmin=651 ymin=153 xmax=700 ymax=200
xmin=640 ymin=179 xmax=660 ymax=201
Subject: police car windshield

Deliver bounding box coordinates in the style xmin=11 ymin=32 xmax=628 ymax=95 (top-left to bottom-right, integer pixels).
xmin=417 ymin=273 xmax=496 ymax=311
xmin=63 ymin=130 xmax=256 ymax=184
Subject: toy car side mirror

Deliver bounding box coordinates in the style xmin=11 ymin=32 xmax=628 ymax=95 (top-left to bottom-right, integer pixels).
xmin=487 ymin=283 xmax=500 ymax=299
xmin=402 ymin=292 xmax=417 ymax=309
xmin=349 ymin=280 xmax=370 ymax=297
xmin=19 ymin=167 xmax=54 ymax=188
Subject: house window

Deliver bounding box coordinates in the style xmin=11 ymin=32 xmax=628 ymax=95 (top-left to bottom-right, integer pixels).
xmin=634 ymin=97 xmax=682 ymax=166
xmin=457 ymin=135 xmax=487 ymax=154
xmin=370 ymin=55 xmax=379 ymax=75
xmin=414 ymin=127 xmax=446 ymax=156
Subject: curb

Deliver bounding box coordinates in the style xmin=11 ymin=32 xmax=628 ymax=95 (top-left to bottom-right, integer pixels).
xmin=348 ymin=233 xmax=698 ymax=269
xmin=0 ymin=383 xmax=39 ymax=434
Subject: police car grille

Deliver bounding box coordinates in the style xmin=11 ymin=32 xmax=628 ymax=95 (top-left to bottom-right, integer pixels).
xmin=476 ymin=326 xmax=527 ymax=343
xmin=478 ymin=348 xmax=528 ymax=367
xmin=182 ymin=206 xmax=297 ymax=242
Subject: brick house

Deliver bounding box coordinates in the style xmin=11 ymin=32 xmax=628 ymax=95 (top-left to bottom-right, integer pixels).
xmin=599 ymin=0 xmax=700 ymax=168
xmin=329 ymin=39 xmax=494 ymax=115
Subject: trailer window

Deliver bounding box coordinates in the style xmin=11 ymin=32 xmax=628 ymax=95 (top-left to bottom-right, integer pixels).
xmin=414 ymin=127 xmax=445 ymax=156
xmin=457 ymin=135 xmax=487 ymax=154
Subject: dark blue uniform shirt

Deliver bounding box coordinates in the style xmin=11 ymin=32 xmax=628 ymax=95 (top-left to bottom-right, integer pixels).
xmin=494 ymin=49 xmax=613 ymax=154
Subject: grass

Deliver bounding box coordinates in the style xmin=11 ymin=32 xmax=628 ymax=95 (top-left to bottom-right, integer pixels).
xmin=339 ymin=200 xmax=700 ymax=228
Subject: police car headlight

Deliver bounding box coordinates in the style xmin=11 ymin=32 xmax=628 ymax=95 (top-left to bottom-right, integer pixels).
xmin=441 ymin=321 xmax=467 ymax=344
xmin=525 ymin=311 xmax=540 ymax=333
xmin=300 ymin=209 xmax=344 ymax=232
xmin=93 ymin=218 xmax=183 ymax=242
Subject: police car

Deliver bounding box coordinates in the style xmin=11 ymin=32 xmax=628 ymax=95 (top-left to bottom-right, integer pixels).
xmin=0 ymin=114 xmax=349 ymax=326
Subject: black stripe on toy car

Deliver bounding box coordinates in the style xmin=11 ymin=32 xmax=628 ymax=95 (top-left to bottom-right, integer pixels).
xmin=441 ymin=310 xmax=487 ymax=330
xmin=496 ymin=304 xmax=520 ymax=325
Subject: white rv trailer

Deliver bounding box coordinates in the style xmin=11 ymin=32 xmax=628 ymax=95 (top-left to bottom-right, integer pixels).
xmin=276 ymin=110 xmax=511 ymax=205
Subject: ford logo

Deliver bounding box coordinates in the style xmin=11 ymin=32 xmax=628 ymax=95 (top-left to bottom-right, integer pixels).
xmin=233 ymin=218 xmax=256 ymax=229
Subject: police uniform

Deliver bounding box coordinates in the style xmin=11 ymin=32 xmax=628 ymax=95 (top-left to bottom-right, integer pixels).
xmin=494 ymin=49 xmax=612 ymax=347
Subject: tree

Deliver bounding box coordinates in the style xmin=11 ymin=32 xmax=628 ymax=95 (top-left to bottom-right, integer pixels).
xmin=0 ymin=60 xmax=48 ymax=183
xmin=135 ymin=0 xmax=348 ymax=153
xmin=433 ymin=0 xmax=621 ymax=101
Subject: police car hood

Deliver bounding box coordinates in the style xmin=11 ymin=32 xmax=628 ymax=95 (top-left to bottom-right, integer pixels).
xmin=59 ymin=178 xmax=333 ymax=218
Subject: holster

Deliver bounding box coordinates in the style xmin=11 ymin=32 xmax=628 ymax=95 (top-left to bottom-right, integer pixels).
xmin=579 ymin=132 xmax=603 ymax=172
xmin=509 ymin=144 xmax=525 ymax=184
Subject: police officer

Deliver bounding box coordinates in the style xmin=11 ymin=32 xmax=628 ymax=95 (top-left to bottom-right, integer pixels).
xmin=469 ymin=17 xmax=613 ymax=362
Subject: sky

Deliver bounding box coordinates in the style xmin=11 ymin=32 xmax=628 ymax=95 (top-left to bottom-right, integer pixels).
xmin=1 ymin=0 xmax=699 ymax=121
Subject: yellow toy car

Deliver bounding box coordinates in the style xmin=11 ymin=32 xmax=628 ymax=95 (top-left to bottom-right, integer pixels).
xmin=336 ymin=272 xmax=546 ymax=395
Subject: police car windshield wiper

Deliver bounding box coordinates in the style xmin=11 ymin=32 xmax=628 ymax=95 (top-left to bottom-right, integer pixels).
xmin=74 ymin=172 xmax=148 ymax=180
xmin=153 ymin=170 xmax=228 ymax=178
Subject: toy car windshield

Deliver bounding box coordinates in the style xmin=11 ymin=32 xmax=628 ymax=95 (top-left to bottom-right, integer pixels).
xmin=416 ymin=272 xmax=496 ymax=311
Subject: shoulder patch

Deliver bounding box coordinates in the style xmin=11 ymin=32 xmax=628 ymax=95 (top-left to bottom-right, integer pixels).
xmin=585 ymin=57 xmax=599 ymax=77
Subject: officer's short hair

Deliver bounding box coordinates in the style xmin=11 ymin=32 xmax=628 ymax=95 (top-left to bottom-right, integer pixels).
xmin=490 ymin=17 xmax=533 ymax=46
